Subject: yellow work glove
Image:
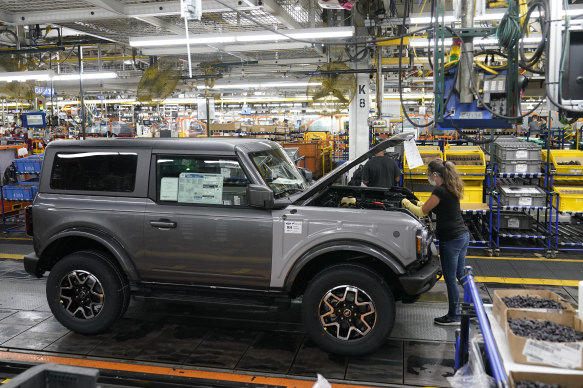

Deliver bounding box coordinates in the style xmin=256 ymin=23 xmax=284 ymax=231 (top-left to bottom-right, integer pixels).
xmin=401 ymin=198 xmax=426 ymax=218
xmin=414 ymin=200 xmax=424 ymax=206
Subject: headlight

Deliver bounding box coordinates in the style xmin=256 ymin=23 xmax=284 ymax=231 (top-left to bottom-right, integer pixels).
xmin=416 ymin=228 xmax=429 ymax=262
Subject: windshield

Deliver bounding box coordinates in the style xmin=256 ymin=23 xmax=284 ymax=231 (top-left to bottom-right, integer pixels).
xmin=250 ymin=148 xmax=308 ymax=198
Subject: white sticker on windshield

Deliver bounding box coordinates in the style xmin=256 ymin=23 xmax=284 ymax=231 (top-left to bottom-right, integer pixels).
xmin=404 ymin=138 xmax=424 ymax=169
xmin=160 ymin=177 xmax=179 ymax=201
xmin=284 ymin=221 xmax=302 ymax=234
xmin=273 ymin=177 xmax=301 ymax=185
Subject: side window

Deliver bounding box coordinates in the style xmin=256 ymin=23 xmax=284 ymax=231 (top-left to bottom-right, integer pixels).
xmin=50 ymin=152 xmax=138 ymax=192
xmin=156 ymin=156 xmax=249 ymax=206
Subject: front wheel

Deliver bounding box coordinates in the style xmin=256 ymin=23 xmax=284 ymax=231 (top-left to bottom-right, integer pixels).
xmin=46 ymin=250 xmax=129 ymax=334
xmin=301 ymin=264 xmax=395 ymax=356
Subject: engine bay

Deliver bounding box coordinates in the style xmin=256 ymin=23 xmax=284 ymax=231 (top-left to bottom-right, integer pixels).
xmin=308 ymin=185 xmax=419 ymax=211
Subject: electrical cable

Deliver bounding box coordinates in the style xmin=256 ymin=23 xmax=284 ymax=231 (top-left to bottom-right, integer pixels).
xmin=496 ymin=0 xmax=521 ymax=50
xmin=213 ymin=0 xmax=431 ymax=47
xmin=542 ymin=0 xmax=581 ymax=113
xmin=447 ymin=26 xmax=546 ymax=120
xmin=518 ymin=0 xmax=548 ymax=75
xmin=399 ymin=0 xmax=434 ymax=128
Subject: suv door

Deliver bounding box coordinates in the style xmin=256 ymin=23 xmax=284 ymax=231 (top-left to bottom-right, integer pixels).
xmin=140 ymin=153 xmax=273 ymax=288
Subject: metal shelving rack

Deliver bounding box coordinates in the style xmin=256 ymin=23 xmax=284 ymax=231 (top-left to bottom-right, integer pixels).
xmin=552 ymin=196 xmax=583 ymax=253
xmin=487 ymin=156 xmax=555 ymax=257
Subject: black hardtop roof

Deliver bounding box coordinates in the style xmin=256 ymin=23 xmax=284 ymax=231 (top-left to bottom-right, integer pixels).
xmin=46 ymin=137 xmax=277 ymax=153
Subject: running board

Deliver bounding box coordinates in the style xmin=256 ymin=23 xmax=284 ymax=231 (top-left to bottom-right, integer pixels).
xmin=133 ymin=287 xmax=291 ymax=311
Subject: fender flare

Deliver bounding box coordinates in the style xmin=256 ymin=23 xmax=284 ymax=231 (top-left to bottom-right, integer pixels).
xmin=39 ymin=227 xmax=139 ymax=282
xmin=283 ymin=240 xmax=406 ymax=291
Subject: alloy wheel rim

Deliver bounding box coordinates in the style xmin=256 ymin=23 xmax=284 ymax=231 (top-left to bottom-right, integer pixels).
xmin=58 ymin=270 xmax=105 ymax=319
xmin=318 ymin=285 xmax=376 ymax=341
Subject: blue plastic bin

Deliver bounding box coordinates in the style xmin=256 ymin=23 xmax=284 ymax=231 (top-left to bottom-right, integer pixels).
xmin=13 ymin=154 xmax=44 ymax=174
xmin=2 ymin=182 xmax=39 ymax=201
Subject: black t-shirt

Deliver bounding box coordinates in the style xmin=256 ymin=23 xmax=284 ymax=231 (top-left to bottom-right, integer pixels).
xmin=431 ymin=184 xmax=468 ymax=241
xmin=362 ymin=156 xmax=401 ymax=189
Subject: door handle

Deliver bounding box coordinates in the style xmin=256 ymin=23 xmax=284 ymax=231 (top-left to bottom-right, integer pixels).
xmin=150 ymin=220 xmax=177 ymax=229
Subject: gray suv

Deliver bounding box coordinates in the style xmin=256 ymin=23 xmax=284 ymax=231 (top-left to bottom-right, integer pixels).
xmin=24 ymin=133 xmax=439 ymax=355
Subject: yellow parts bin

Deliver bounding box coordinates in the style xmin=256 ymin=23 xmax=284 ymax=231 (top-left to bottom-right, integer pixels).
xmin=554 ymin=186 xmax=583 ymax=212
xmin=542 ymin=149 xmax=583 ymax=180
xmin=444 ymin=145 xmax=486 ymax=180
xmin=414 ymin=181 xmax=483 ymax=204
xmin=461 ymin=181 xmax=484 ymax=203
xmin=403 ymin=146 xmax=443 ymax=177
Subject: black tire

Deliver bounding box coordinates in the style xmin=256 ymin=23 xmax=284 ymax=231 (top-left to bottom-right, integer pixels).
xmin=301 ymin=264 xmax=395 ymax=356
xmin=46 ymin=250 xmax=130 ymax=334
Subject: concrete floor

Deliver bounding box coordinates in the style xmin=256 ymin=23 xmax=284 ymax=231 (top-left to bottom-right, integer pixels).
xmin=0 ymin=239 xmax=581 ymax=387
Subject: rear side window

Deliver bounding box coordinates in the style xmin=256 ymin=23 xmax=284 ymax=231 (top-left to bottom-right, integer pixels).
xmin=50 ymin=152 xmax=138 ymax=192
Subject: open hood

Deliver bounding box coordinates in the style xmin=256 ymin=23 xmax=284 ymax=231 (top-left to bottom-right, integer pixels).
xmin=293 ymin=132 xmax=414 ymax=204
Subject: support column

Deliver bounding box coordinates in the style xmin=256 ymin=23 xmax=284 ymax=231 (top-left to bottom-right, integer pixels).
xmin=349 ymin=70 xmax=370 ymax=161
xmin=459 ymin=0 xmax=474 ymax=104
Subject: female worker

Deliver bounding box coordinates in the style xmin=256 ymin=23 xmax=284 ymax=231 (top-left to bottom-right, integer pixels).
xmin=401 ymin=159 xmax=470 ymax=325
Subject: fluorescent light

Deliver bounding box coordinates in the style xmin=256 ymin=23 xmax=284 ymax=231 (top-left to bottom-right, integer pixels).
xmin=202 ymin=81 xmax=316 ymax=89
xmin=410 ymin=38 xmax=452 ymax=48
xmin=52 ymin=72 xmax=118 ymax=81
xmin=0 ymin=70 xmax=54 ymax=82
xmin=130 ymin=27 xmax=354 ymax=47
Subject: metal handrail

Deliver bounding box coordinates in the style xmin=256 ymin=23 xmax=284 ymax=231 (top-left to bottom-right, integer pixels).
xmin=459 ymin=266 xmax=508 ymax=387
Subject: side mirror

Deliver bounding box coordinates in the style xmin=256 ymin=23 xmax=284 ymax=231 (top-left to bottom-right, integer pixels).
xmin=298 ymin=167 xmax=312 ymax=184
xmin=247 ymin=184 xmax=274 ymax=209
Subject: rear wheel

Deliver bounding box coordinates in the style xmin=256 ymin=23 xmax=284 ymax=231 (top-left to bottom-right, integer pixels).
xmin=46 ymin=250 xmax=129 ymax=334
xmin=301 ymin=264 xmax=395 ymax=355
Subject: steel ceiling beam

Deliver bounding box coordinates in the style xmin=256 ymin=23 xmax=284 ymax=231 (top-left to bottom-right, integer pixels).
xmin=261 ymin=0 xmax=302 ymax=29
xmin=1 ymin=1 xmax=258 ymax=25
xmin=84 ymin=0 xmax=125 ymax=15
xmin=134 ymin=16 xmax=186 ymax=35
xmin=141 ymin=41 xmax=309 ymax=55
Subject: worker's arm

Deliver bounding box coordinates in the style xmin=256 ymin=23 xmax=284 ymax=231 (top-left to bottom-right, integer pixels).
xmin=401 ymin=194 xmax=440 ymax=217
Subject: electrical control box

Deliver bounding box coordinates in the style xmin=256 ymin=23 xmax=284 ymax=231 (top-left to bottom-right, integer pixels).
xmin=22 ymin=112 xmax=47 ymax=128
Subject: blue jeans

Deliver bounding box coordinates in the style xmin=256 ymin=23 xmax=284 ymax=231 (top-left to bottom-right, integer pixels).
xmin=439 ymin=232 xmax=470 ymax=320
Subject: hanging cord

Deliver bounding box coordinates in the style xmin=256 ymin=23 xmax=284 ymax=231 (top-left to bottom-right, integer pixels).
xmin=496 ymin=0 xmax=521 ymax=50
xmin=518 ymin=0 xmax=548 ymax=74
xmin=213 ymin=0 xmax=431 ymax=47
xmin=542 ymin=0 xmax=581 ymax=113
xmin=447 ymin=26 xmax=546 ymax=120
xmin=399 ymin=0 xmax=434 ymax=128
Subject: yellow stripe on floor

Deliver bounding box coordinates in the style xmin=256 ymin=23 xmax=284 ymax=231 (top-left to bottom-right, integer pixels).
xmin=467 ymin=255 xmax=583 ymax=263
xmin=0 ymin=254 xmax=24 ymax=260
xmin=0 ymin=350 xmax=376 ymax=388
xmin=438 ymin=276 xmax=580 ymax=286
xmin=0 ymin=237 xmax=32 ymax=241
xmin=473 ymin=276 xmax=580 ymax=287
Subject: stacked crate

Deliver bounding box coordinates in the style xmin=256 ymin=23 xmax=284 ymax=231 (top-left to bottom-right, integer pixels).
xmin=444 ymin=146 xmax=486 ymax=204
xmin=493 ymin=139 xmax=543 ymax=231
xmin=494 ymin=138 xmax=541 ymax=174
xmin=542 ymin=149 xmax=583 ymax=212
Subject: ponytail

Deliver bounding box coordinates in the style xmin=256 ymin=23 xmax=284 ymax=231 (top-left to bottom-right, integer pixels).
xmin=427 ymin=159 xmax=465 ymax=199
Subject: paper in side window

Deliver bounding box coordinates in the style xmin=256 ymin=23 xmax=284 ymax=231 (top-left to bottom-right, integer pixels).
xmin=160 ymin=177 xmax=179 ymax=201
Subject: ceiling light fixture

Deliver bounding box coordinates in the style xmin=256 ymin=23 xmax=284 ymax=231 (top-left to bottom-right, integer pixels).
xmin=0 ymin=70 xmax=54 ymax=82
xmin=199 ymin=81 xmax=317 ymax=89
xmin=129 ymin=27 xmax=354 ymax=47
xmin=52 ymin=72 xmax=118 ymax=81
